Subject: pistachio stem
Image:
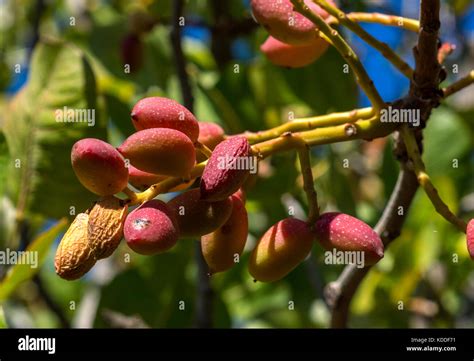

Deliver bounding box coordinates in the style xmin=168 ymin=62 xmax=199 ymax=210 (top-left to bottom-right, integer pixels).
xmin=195 ymin=141 xmax=213 ymax=158
xmin=126 ymin=112 xmax=396 ymax=206
xmin=243 ymin=107 xmax=373 ymax=143
xmin=122 ymin=187 xmax=138 ymax=202
xmin=329 ymin=12 xmax=419 ymax=32
xmin=291 ymin=0 xmax=385 ymax=114
xmin=400 ymin=125 xmax=467 ymax=232
xmin=127 ymin=162 xmax=207 ymax=205
xmin=297 ymin=144 xmax=320 ymax=223
xmin=316 ymin=0 xmax=413 ymax=78
xmin=443 ymin=70 xmax=474 ymax=98
xmin=251 ymin=115 xmax=395 ymax=158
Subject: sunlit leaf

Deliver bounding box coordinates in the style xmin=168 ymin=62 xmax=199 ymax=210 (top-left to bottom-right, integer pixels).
xmin=424 ymin=107 xmax=471 ymax=176
xmin=3 ymin=40 xmax=107 ymax=218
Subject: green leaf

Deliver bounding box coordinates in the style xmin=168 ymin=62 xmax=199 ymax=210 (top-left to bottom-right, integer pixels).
xmin=3 ymin=40 xmax=107 ymax=218
xmin=0 ymin=218 xmax=68 ymax=302
xmin=423 ymin=107 xmax=471 ymax=176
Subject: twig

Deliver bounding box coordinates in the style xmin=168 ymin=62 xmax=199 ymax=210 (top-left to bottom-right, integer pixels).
xmin=332 ymin=12 xmax=420 ymax=32
xmin=170 ymin=0 xmax=194 ymax=109
xmin=194 ymin=141 xmax=213 ymax=158
xmin=291 ymin=0 xmax=385 ymax=113
xmin=33 ymin=275 xmax=70 ymax=328
xmin=251 ymin=115 xmax=397 ymax=158
xmin=194 ymin=245 xmax=214 ymax=328
xmin=129 ymin=112 xmax=393 ymax=205
xmin=317 ymin=1 xmax=413 ymax=78
xmin=128 ymin=162 xmax=206 ymax=205
xmin=326 ymin=0 xmax=444 ymax=328
xmin=400 ymin=125 xmax=467 ymax=232
xmin=122 ymin=187 xmax=138 ymax=203
xmin=170 ymin=0 xmax=213 ymax=328
xmin=243 ymin=107 xmax=373 ymax=143
xmin=28 ymin=0 xmax=46 ymax=60
xmin=326 ymin=166 xmax=419 ymax=327
xmin=297 ymin=145 xmax=320 ymax=223
xmin=443 ymin=70 xmax=474 ymax=98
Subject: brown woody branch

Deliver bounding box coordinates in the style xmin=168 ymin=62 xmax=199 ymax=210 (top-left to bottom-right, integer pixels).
xmin=326 ymin=165 xmax=419 ymax=328
xmin=410 ymin=0 xmax=442 ymax=109
xmin=327 ymin=0 xmax=442 ymax=328
xmin=170 ymin=0 xmax=213 ymax=328
xmin=170 ymin=0 xmax=194 ymax=110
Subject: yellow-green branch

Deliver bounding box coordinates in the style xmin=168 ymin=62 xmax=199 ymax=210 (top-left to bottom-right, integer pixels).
xmin=330 ymin=12 xmax=419 ymax=33
xmin=243 ymin=107 xmax=373 ymax=143
xmin=128 ymin=162 xmax=207 ymax=206
xmin=125 ymin=114 xmax=397 ymax=206
xmin=122 ymin=187 xmax=138 ymax=202
xmin=443 ymin=70 xmax=474 ymax=98
xmin=400 ymin=125 xmax=467 ymax=232
xmin=297 ymin=144 xmax=320 ymax=223
xmin=123 ymin=67 xmax=474 ymax=208
xmin=291 ymin=0 xmax=385 ymax=114
xmin=252 ymin=115 xmax=396 ymax=158
xmin=316 ymin=0 xmax=413 ymax=78
xmin=195 ymin=141 xmax=213 ymax=158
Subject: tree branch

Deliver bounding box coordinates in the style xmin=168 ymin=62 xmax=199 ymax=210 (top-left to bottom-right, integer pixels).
xmin=443 ymin=70 xmax=474 ymax=98
xmin=242 ymin=107 xmax=373 ymax=143
xmin=410 ymin=0 xmax=442 ymax=106
xmin=170 ymin=0 xmax=213 ymax=328
xmin=326 ymin=0 xmax=443 ymax=328
xmin=28 ymin=0 xmax=46 ymax=60
xmin=33 ymin=274 xmax=71 ymax=328
xmin=170 ymin=0 xmax=194 ymax=109
xmin=326 ymin=165 xmax=419 ymax=328
xmin=298 ymin=144 xmax=320 ymax=223
xmin=401 ymin=125 xmax=467 ymax=232
xmin=194 ymin=247 xmax=214 ymax=328
xmin=331 ymin=12 xmax=420 ymax=32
